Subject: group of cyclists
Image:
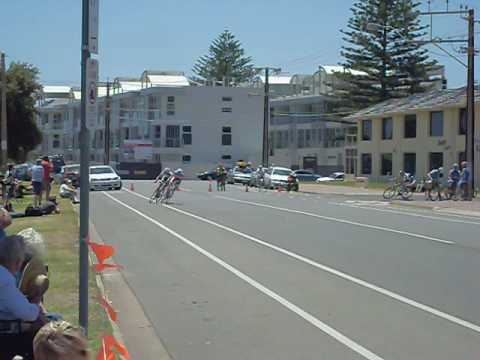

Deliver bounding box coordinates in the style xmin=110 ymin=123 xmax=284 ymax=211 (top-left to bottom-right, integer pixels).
xmin=395 ymin=161 xmax=471 ymax=201
xmin=150 ymin=167 xmax=184 ymax=204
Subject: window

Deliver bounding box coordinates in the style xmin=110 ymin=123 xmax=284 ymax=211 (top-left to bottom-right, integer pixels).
xmin=166 ymin=125 xmax=180 ymax=147
xmin=222 ymin=126 xmax=232 ymax=146
xmin=381 ymin=153 xmax=392 ymax=176
xmin=41 ymin=113 xmax=48 ymax=125
xmin=362 ymin=120 xmax=372 ymax=141
xmin=182 ymin=155 xmax=191 ymax=163
xmin=53 ymin=135 xmax=61 ymax=149
xmin=430 ymin=111 xmax=444 ymax=137
xmin=459 ymin=108 xmax=467 ymax=135
xmin=297 ymin=129 xmax=305 ymax=148
xmin=123 ymin=127 xmax=130 ymax=140
xmin=221 ymin=107 xmax=232 ymax=113
xmin=382 ymin=118 xmax=393 ymax=140
xmin=182 ymin=125 xmax=192 ymax=145
xmin=222 ymin=97 xmax=232 ymax=102
xmin=361 ymin=154 xmax=372 ymax=174
xmin=167 ymin=103 xmax=175 ymax=116
xmin=305 ymin=129 xmax=312 ymax=147
xmin=404 ymin=114 xmax=417 ymax=138
xmin=404 ymin=153 xmax=416 ymax=175
xmin=148 ymin=95 xmax=160 ymax=120
xmin=429 ymin=152 xmax=443 ymax=170
xmin=167 ymin=96 xmax=175 ymax=103
xmin=154 ymin=125 xmax=161 ymax=139
xmin=459 ymin=151 xmax=466 ymax=164
xmin=222 ymin=155 xmax=232 ymax=160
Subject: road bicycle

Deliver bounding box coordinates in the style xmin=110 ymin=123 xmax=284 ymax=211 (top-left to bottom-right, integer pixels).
xmin=383 ymin=178 xmax=413 ymax=200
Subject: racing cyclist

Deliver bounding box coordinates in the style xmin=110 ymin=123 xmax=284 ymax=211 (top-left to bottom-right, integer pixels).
xmin=153 ymin=167 xmax=173 ymax=199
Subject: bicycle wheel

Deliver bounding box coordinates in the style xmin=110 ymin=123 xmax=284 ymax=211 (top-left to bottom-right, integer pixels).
xmin=149 ymin=189 xmax=158 ymax=204
xmin=400 ymin=187 xmax=413 ymax=200
xmin=383 ymin=186 xmax=396 ymax=200
xmin=427 ymin=190 xmax=439 ymax=201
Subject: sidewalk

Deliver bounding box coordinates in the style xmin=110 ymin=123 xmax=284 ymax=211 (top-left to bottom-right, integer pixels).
xmin=300 ymin=183 xmax=383 ymax=196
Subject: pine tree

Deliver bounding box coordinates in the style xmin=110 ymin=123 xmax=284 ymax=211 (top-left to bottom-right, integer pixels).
xmin=338 ymin=0 xmax=436 ymax=109
xmin=193 ymin=30 xmax=255 ymax=86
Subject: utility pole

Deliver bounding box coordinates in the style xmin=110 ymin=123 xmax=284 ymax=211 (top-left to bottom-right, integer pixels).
xmin=0 ymin=53 xmax=7 ymax=167
xmin=465 ymin=9 xmax=475 ymax=199
xmin=79 ymin=0 xmax=90 ymax=333
xmin=255 ymin=67 xmax=281 ymax=167
xmin=104 ymin=80 xmax=111 ymax=165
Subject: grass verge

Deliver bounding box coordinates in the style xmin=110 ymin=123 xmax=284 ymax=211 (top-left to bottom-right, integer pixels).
xmin=6 ymin=187 xmax=111 ymax=354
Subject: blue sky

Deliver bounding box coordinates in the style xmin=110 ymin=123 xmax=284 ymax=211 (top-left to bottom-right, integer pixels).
xmin=1 ymin=0 xmax=478 ymax=87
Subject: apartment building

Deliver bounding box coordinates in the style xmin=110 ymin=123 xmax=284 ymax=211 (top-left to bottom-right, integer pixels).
xmin=36 ymin=71 xmax=264 ymax=178
xmin=347 ymin=87 xmax=480 ymax=187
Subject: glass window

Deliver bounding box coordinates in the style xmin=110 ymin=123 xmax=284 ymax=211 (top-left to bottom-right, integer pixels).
xmin=305 ymin=129 xmax=312 ymax=147
xmin=404 ymin=114 xmax=416 ymax=138
xmin=297 ymin=129 xmax=305 ymax=148
xmin=222 ymin=155 xmax=231 ymax=160
xmin=459 ymin=108 xmax=467 ymax=135
xmin=167 ymin=96 xmax=175 ymax=103
xmin=222 ymin=127 xmax=232 ymax=146
xmin=182 ymin=155 xmax=191 ymax=163
xmin=381 ymin=153 xmax=392 ymax=175
xmin=167 ymin=103 xmax=175 ymax=116
xmin=166 ymin=125 xmax=180 ymax=147
xmin=154 ymin=125 xmax=161 ymax=139
xmin=430 ymin=111 xmax=444 ymax=137
xmin=362 ymin=120 xmax=372 ymax=141
xmin=361 ymin=153 xmax=372 ymax=174
xmin=382 ymin=118 xmax=393 ymax=140
xmin=222 ymin=107 xmax=232 ymax=113
xmin=222 ymin=97 xmax=232 ymax=102
xmin=429 ymin=152 xmax=443 ymax=170
xmin=182 ymin=125 xmax=192 ymax=145
xmin=403 ymin=153 xmax=416 ymax=175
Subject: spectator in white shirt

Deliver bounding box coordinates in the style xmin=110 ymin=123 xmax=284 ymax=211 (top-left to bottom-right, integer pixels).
xmin=0 ymin=235 xmax=41 ymax=321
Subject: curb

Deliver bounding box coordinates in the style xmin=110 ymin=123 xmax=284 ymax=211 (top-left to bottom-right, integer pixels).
xmin=390 ymin=200 xmax=480 ymax=218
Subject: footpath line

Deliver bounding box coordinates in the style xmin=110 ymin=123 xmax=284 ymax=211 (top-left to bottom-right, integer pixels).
xmin=216 ymin=196 xmax=454 ymax=245
xmin=122 ymin=188 xmax=480 ymax=335
xmin=103 ymin=191 xmax=384 ymax=360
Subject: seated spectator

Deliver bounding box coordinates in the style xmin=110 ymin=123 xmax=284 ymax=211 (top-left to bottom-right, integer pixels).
xmin=34 ymin=321 xmax=89 ymax=360
xmin=59 ymin=179 xmax=78 ymax=202
xmin=0 ymin=207 xmax=12 ymax=240
xmin=0 ymin=235 xmax=47 ymax=360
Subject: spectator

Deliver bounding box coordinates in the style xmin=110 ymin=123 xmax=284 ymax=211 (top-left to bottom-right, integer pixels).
xmin=0 ymin=207 xmax=12 ymax=240
xmin=30 ymin=159 xmax=44 ymax=207
xmin=459 ymin=161 xmax=471 ymax=200
xmin=59 ymin=179 xmax=78 ymax=202
xmin=3 ymin=163 xmax=15 ymax=211
xmin=41 ymin=156 xmax=53 ymax=202
xmin=33 ymin=321 xmax=89 ymax=360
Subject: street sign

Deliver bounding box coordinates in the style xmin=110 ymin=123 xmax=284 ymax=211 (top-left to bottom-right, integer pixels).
xmin=86 ymin=58 xmax=98 ymax=128
xmin=88 ymin=0 xmax=99 ymax=54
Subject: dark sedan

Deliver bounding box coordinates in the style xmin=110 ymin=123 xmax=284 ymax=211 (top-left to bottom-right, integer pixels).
xmin=293 ymin=169 xmax=320 ymax=182
xmin=196 ymin=170 xmax=218 ymax=181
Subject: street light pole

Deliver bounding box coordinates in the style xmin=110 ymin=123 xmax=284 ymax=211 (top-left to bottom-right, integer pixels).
xmin=465 ymin=9 xmax=475 ymax=199
xmin=0 ymin=53 xmax=7 ymax=167
xmin=79 ymin=0 xmax=90 ymax=333
xmin=104 ymin=80 xmax=111 ymax=165
xmin=263 ymin=68 xmax=270 ymax=167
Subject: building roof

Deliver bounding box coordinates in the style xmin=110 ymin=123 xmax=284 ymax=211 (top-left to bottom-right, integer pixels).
xmin=258 ymin=75 xmax=293 ymax=85
xmin=38 ymin=98 xmax=71 ymax=110
xmin=113 ymin=77 xmax=143 ymax=93
xmin=141 ymin=70 xmax=190 ymax=87
xmin=347 ymin=87 xmax=480 ymax=120
xmin=42 ymin=85 xmax=72 ymax=94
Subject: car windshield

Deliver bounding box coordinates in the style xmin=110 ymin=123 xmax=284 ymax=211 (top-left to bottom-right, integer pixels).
xmin=274 ymin=169 xmax=292 ymax=176
xmin=90 ymin=167 xmax=114 ymax=175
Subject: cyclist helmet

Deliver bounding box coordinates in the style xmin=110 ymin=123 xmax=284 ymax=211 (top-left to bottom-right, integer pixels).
xmin=174 ymin=168 xmax=184 ymax=176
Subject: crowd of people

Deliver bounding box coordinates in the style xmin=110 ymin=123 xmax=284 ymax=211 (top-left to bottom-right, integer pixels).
xmin=425 ymin=161 xmax=471 ymax=200
xmin=0 ymin=212 xmax=89 ymax=359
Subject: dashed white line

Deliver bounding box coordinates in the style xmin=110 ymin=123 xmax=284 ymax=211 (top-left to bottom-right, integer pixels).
xmin=122 ymin=188 xmax=480 ymax=334
xmin=215 ymin=196 xmax=454 ymax=245
xmin=104 ymin=191 xmax=384 ymax=360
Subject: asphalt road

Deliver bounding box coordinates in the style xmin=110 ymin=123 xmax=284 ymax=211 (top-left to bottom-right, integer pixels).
xmin=90 ymin=180 xmax=480 ymax=360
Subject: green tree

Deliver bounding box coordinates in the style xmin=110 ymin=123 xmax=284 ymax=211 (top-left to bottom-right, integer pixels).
xmin=193 ymin=30 xmax=255 ymax=86
xmin=4 ymin=62 xmax=42 ymax=161
xmin=338 ymin=0 xmax=436 ymax=109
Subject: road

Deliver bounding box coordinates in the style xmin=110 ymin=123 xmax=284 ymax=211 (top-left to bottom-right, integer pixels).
xmin=90 ymin=180 xmax=480 ymax=360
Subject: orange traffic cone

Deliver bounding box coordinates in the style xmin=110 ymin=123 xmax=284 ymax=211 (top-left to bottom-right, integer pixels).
xmin=129 ymin=183 xmax=135 ymax=191
xmin=208 ymin=181 xmax=212 ymax=192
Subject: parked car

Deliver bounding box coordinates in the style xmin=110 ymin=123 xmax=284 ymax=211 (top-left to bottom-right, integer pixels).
xmin=232 ymin=167 xmax=254 ymax=185
xmin=316 ymin=172 xmax=345 ymax=182
xmin=264 ymin=167 xmax=299 ymax=190
xmin=89 ymin=165 xmax=122 ymax=191
xmin=227 ymin=169 xmax=235 ymax=184
xmin=196 ymin=170 xmax=218 ymax=181
xmin=13 ymin=163 xmax=32 ymax=181
xmin=61 ymin=164 xmax=80 ymax=187
xmin=293 ymin=169 xmax=320 ymax=182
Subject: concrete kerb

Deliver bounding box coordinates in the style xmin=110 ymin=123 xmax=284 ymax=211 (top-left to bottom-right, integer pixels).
xmin=73 ymin=203 xmax=172 ymax=360
xmin=390 ymin=200 xmax=480 ymax=218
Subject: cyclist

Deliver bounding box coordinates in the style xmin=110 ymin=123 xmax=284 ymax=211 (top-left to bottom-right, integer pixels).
xmin=255 ymin=165 xmax=265 ymax=189
xmin=427 ymin=167 xmax=443 ymax=200
xmin=153 ymin=167 xmax=173 ymax=198
xmin=216 ymin=165 xmax=227 ymax=191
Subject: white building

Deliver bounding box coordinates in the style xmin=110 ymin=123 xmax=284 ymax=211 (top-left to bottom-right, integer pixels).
xmin=36 ymin=72 xmax=264 ymax=178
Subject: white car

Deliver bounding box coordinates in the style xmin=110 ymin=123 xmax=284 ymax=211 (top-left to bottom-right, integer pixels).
xmin=89 ymin=165 xmax=122 ymax=191
xmin=264 ymin=166 xmax=296 ymax=189
xmin=315 ymin=172 xmax=345 ymax=183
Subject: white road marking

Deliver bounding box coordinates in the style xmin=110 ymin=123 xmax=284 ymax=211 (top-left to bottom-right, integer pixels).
xmin=123 ymin=188 xmax=480 ymax=334
xmin=216 ymin=196 xmax=454 ymax=245
xmin=103 ymin=191 xmax=384 ymax=360
xmin=330 ymin=202 xmax=480 ymax=226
